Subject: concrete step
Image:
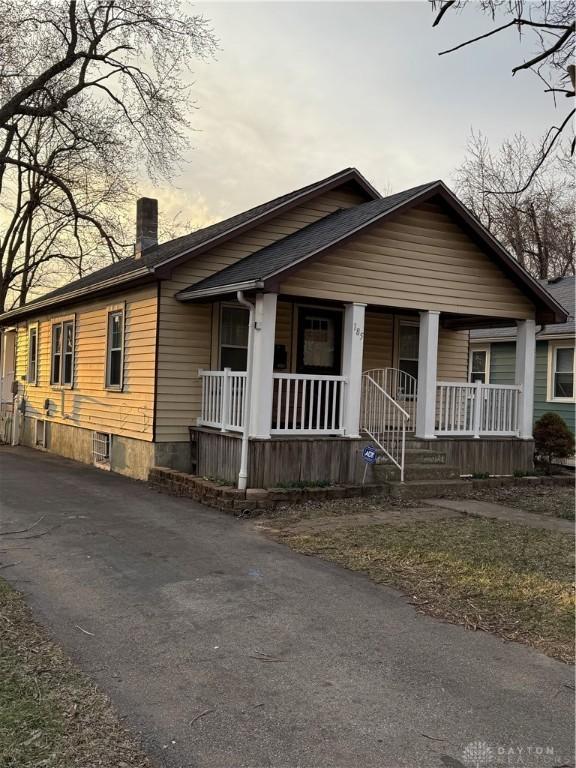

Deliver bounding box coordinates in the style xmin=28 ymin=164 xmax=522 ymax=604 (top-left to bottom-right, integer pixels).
xmin=383 ymin=478 xmax=472 ymax=500
xmin=373 ymin=463 xmax=460 ymax=482
xmin=404 ymin=448 xmax=447 ymax=465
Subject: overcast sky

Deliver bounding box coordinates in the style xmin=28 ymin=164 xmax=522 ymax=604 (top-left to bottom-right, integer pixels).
xmin=141 ymin=1 xmax=556 ymax=233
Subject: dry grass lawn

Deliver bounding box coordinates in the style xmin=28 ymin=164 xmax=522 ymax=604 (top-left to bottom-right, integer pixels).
xmin=270 ymin=515 xmax=575 ymax=663
xmin=0 ymin=578 xmax=152 ymax=768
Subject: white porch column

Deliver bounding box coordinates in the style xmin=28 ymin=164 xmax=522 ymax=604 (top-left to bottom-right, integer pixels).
xmin=249 ymin=292 xmax=277 ymax=438
xmin=515 ymin=318 xmax=536 ymax=439
xmin=415 ymin=310 xmax=440 ymax=440
xmin=342 ymin=302 xmax=366 ymax=437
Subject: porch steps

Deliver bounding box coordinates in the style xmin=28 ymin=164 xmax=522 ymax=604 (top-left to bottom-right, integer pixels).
xmin=374 ymin=463 xmax=460 ymax=482
xmin=373 ymin=443 xmax=469 ymax=496
xmin=382 ymin=478 xmax=471 ymax=500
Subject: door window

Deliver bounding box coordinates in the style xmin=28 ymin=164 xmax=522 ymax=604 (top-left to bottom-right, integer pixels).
xmin=398 ymin=324 xmax=419 ymax=380
xmin=297 ymin=308 xmax=342 ymax=374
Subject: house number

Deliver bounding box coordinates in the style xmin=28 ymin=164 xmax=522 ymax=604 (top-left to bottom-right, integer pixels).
xmin=354 ymin=322 xmax=364 ymax=339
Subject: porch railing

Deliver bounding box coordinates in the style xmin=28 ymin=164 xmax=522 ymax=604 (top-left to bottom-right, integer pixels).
xmin=436 ymin=381 xmax=521 ymax=437
xmin=361 ymin=371 xmax=410 ymax=481
xmin=271 ymin=373 xmax=346 ymax=435
xmin=198 ymin=369 xmax=247 ymax=432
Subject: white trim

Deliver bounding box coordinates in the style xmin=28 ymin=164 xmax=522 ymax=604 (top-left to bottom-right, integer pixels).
xmin=468 ymin=344 xmax=491 ymax=384
xmin=415 ymin=310 xmax=440 ymax=440
xmin=105 ymin=306 xmax=125 ymax=390
xmin=249 ymin=293 xmax=277 ymax=438
xmin=341 ymin=303 xmax=366 ymax=437
xmin=50 ymin=315 xmax=75 ymax=388
xmin=27 ymin=322 xmax=39 ymax=386
xmin=547 ymin=340 xmax=575 ymax=403
xmin=515 ymin=319 xmax=536 ymax=439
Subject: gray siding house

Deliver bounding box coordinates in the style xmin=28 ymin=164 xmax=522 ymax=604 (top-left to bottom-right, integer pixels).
xmin=471 ymin=276 xmax=575 ymax=433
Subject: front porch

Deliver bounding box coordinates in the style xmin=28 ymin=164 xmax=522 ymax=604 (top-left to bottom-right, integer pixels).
xmin=193 ymin=294 xmax=536 ymax=486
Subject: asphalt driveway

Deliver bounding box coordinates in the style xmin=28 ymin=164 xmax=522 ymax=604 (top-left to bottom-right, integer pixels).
xmin=0 ymin=446 xmax=573 ymax=768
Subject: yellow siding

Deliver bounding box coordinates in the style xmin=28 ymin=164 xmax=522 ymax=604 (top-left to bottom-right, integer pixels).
xmin=438 ymin=329 xmax=470 ymax=381
xmin=279 ymin=202 xmax=535 ymax=319
xmin=14 ymin=285 xmax=157 ymax=441
xmin=362 ymin=312 xmax=394 ymax=370
xmin=156 ymin=186 xmax=367 ymax=442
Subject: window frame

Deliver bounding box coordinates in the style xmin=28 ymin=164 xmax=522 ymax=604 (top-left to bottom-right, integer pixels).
xmin=27 ymin=323 xmax=39 ymax=385
xmin=50 ymin=316 xmax=75 ymax=388
xmin=547 ymin=341 xmax=575 ymax=403
xmin=218 ymin=302 xmax=249 ymax=371
xmin=394 ymin=318 xmax=420 ymax=381
xmin=105 ymin=306 xmax=125 ymax=390
xmin=468 ymin=345 xmax=491 ymax=384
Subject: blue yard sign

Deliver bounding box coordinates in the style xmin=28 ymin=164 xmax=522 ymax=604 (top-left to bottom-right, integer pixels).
xmin=362 ymin=445 xmax=377 ymax=464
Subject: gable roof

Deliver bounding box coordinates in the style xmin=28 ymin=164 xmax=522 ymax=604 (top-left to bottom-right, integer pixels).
xmin=0 ymin=167 xmax=379 ymax=323
xmin=471 ymin=276 xmax=575 ymax=341
xmin=176 ymin=182 xmax=437 ymax=299
xmin=175 ymin=181 xmax=568 ymax=325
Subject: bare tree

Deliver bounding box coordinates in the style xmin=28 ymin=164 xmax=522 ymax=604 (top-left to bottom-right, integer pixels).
xmin=431 ymin=1 xmax=575 ymax=191
xmin=455 ymin=131 xmax=575 ymax=279
xmin=0 ymin=0 xmax=216 ymax=311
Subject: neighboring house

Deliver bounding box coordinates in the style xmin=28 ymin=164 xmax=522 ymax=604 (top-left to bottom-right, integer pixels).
xmin=470 ymin=276 xmax=575 ymax=434
xmin=0 ymin=168 xmax=567 ymax=486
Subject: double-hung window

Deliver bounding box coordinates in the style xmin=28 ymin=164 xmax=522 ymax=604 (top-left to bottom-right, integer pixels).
xmin=469 ymin=347 xmax=490 ymax=384
xmin=106 ymin=310 xmax=124 ymax=389
xmin=27 ymin=325 xmax=38 ymax=385
xmin=549 ymin=343 xmax=575 ymax=401
xmin=219 ymin=305 xmax=249 ymax=370
xmin=51 ymin=319 xmax=74 ymax=386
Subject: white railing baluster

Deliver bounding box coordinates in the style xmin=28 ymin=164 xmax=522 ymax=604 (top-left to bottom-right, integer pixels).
xmin=433 ymin=381 xmax=522 ymax=437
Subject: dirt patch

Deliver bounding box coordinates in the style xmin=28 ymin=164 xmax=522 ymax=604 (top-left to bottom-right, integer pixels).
xmin=469 ymin=483 xmax=574 ymax=520
xmin=0 ymin=578 xmax=153 ymax=768
xmin=257 ymin=504 xmax=461 ymax=535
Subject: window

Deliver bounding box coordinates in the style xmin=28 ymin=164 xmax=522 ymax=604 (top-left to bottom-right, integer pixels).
xmin=27 ymin=325 xmax=38 ymax=384
xmin=220 ymin=305 xmax=248 ymax=370
xmin=549 ymin=343 xmax=574 ymax=401
xmin=469 ymin=347 xmax=490 ymax=384
xmin=92 ymin=431 xmax=111 ymax=468
xmin=106 ymin=310 xmax=124 ymax=388
xmin=296 ymin=307 xmax=342 ymax=375
xmin=398 ymin=323 xmax=419 ymax=381
xmin=50 ymin=319 xmax=74 ymax=386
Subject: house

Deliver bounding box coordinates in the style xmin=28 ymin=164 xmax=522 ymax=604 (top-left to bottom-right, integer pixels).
xmin=470 ymin=276 xmax=575 ymax=435
xmin=0 ymin=168 xmax=567 ymax=488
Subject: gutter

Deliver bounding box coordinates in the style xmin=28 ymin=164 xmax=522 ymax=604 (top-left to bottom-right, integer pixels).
xmin=176 ymin=280 xmax=264 ymax=302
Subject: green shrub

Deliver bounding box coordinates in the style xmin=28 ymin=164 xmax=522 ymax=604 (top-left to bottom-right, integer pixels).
xmin=533 ymin=412 xmax=575 ymax=472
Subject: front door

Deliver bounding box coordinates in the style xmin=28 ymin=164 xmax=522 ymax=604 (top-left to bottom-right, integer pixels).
xmin=296 ymin=307 xmax=342 ymax=375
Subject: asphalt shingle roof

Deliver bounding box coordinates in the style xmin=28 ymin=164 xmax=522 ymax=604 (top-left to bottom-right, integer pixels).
xmin=3 ymin=168 xmax=373 ymax=317
xmin=177 ymin=182 xmax=439 ymax=297
xmin=471 ymin=276 xmax=575 ymax=339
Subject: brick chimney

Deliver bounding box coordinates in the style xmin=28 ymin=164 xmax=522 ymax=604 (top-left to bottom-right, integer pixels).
xmin=135 ymin=197 xmax=158 ymax=257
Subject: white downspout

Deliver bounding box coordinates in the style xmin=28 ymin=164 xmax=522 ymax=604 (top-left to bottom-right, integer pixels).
xmin=236 ymin=291 xmax=255 ymax=490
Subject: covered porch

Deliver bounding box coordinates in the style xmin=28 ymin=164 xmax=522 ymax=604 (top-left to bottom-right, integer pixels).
xmin=193 ymin=293 xmax=536 ymax=484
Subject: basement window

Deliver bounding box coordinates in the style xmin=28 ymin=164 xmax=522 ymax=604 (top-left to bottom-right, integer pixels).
xmin=35 ymin=419 xmax=46 ymax=449
xmin=92 ymin=431 xmax=111 ymax=468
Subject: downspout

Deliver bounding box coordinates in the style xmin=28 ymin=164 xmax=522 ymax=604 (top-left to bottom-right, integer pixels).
xmin=236 ymin=291 xmax=255 ymax=490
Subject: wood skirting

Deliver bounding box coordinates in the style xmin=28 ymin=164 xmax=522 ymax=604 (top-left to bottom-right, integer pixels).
xmin=192 ymin=428 xmax=535 ymax=487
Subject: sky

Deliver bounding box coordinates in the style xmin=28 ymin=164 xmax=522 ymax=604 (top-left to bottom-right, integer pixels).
xmin=140 ymin=1 xmax=557 ymax=234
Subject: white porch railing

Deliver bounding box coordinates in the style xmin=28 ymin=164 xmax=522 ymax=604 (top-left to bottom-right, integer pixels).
xmin=363 ymin=368 xmax=417 ymax=431
xmin=436 ymin=381 xmax=521 ymax=437
xmin=361 ymin=371 xmax=410 ymax=481
xmin=198 ymin=369 xmax=247 ymax=432
xmin=271 ymin=373 xmax=346 ymax=435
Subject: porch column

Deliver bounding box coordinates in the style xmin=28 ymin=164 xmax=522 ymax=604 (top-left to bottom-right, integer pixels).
xmin=249 ymin=292 xmax=277 ymax=438
xmin=515 ymin=318 xmax=536 ymax=439
xmin=415 ymin=310 xmax=439 ymax=440
xmin=342 ymin=302 xmax=366 ymax=437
